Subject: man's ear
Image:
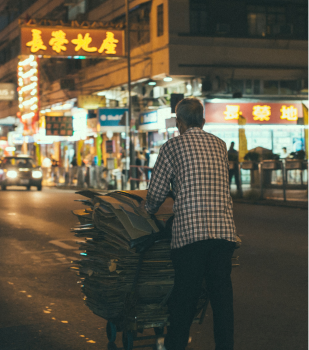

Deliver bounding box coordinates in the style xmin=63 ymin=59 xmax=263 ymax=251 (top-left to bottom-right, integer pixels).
xmin=201 ymin=118 xmax=205 ymax=128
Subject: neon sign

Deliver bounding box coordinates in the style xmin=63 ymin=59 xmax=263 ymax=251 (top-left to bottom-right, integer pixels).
xmin=21 ymin=27 xmax=124 ymax=57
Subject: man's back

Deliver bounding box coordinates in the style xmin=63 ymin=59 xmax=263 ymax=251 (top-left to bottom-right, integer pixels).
xmin=146 ymin=127 xmax=236 ymax=249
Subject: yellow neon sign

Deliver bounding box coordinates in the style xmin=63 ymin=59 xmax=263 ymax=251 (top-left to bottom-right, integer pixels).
xmin=223 ymin=105 xmax=241 ymax=120
xmin=26 ymin=29 xmax=47 ymax=53
xmin=49 ymin=30 xmax=69 ymax=53
xmin=280 ymin=105 xmax=298 ymax=121
xmin=252 ymin=105 xmax=271 ymax=121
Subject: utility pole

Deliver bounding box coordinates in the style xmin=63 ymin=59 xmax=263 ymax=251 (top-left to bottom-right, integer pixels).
xmin=125 ymin=0 xmax=135 ymax=189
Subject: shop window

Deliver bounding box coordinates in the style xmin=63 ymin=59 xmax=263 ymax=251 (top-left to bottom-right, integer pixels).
xmin=263 ymin=81 xmax=279 ymax=95
xmin=190 ymin=0 xmax=208 ymax=35
xmin=157 ymin=4 xmax=164 ymax=37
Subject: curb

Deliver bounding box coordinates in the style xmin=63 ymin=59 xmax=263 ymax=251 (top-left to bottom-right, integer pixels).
xmin=232 ymin=198 xmax=308 ymax=209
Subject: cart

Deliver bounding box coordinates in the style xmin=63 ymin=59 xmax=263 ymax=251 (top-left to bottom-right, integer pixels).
xmin=104 ymin=242 xmax=210 ymax=350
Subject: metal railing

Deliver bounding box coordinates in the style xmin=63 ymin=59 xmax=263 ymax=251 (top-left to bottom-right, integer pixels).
xmin=42 ymin=166 xmax=120 ymax=190
xmin=230 ymin=160 xmax=308 ymax=201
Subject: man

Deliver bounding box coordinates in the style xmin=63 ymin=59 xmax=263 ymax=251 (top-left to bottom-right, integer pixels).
xmin=280 ymin=147 xmax=288 ymax=159
xmin=143 ymin=98 xmax=237 ymax=350
xmin=228 ymin=141 xmax=240 ymax=191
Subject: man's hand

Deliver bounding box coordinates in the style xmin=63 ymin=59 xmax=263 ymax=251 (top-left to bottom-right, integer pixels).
xmin=138 ymin=200 xmax=149 ymax=217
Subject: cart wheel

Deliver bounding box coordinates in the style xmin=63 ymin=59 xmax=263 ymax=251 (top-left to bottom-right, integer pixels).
xmin=122 ymin=330 xmax=134 ymax=350
xmin=106 ymin=321 xmax=117 ymax=343
xmin=154 ymin=327 xmax=164 ymax=336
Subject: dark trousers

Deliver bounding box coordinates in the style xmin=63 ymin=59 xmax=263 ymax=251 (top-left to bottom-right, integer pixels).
xmin=229 ymin=168 xmax=240 ymax=191
xmin=164 ymin=239 xmax=236 ymax=350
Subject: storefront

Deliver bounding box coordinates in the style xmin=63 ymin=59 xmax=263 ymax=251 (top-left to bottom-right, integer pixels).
xmin=204 ymin=99 xmax=306 ymax=158
xmin=98 ymin=107 xmax=128 ymax=167
xmin=138 ymin=107 xmax=172 ymax=151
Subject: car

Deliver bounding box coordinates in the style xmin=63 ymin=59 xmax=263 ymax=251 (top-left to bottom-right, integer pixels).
xmin=0 ymin=155 xmax=43 ymax=191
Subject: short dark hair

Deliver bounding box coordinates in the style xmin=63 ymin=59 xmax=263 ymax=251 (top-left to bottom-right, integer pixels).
xmin=175 ymin=98 xmax=204 ymax=128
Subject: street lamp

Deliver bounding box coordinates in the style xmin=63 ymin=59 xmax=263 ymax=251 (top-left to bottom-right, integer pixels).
xmin=125 ymin=0 xmax=136 ymax=190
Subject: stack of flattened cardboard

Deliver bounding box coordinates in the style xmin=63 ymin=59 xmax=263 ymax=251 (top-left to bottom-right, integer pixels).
xmin=71 ymin=190 xmax=180 ymax=329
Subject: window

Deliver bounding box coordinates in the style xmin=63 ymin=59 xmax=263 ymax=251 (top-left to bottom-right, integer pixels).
xmin=157 ymin=4 xmax=164 ymax=37
xmin=245 ymin=79 xmax=252 ymax=94
xmin=279 ymin=81 xmax=299 ymax=95
xmin=226 ymin=79 xmax=262 ymax=95
xmin=253 ymin=80 xmax=260 ymax=94
xmin=112 ymin=3 xmax=150 ymax=49
xmin=263 ymin=81 xmax=279 ymax=95
xmin=247 ymin=6 xmax=288 ymax=37
xmin=294 ymin=6 xmax=308 ymax=39
xmin=190 ymin=0 xmax=208 ymax=35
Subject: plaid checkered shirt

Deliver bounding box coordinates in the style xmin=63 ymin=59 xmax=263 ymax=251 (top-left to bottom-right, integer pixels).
xmin=145 ymin=127 xmax=237 ymax=249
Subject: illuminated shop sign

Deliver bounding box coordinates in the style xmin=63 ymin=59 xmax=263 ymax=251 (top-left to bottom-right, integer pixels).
xmin=205 ymin=102 xmax=302 ymax=124
xmin=98 ymin=108 xmax=128 ymax=127
xmin=21 ymin=27 xmax=124 ymax=57
xmin=139 ymin=107 xmax=172 ymax=131
xmin=17 ymin=55 xmax=40 ymax=133
xmin=140 ymin=111 xmax=157 ymax=124
xmin=45 ymin=116 xmax=73 ymax=136
xmin=0 ymin=83 xmax=16 ymax=101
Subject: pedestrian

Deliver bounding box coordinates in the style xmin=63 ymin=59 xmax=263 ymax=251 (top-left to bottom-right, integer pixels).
xmin=143 ymin=147 xmax=150 ymax=182
xmin=141 ymin=98 xmax=237 ymax=350
xmin=135 ymin=151 xmax=143 ymax=189
xmin=280 ymin=147 xmax=289 ymax=159
xmin=121 ymin=154 xmax=130 ymax=183
xmin=71 ymin=154 xmax=78 ymax=167
xmin=148 ymin=149 xmax=158 ymax=180
xmin=228 ymin=141 xmax=240 ymax=191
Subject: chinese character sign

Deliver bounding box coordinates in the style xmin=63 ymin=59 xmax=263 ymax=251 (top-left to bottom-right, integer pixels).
xmin=205 ymin=102 xmax=302 ymax=124
xmin=223 ymin=105 xmax=241 ymax=120
xmin=252 ymin=105 xmax=271 ymax=121
xmin=21 ymin=27 xmax=124 ymax=57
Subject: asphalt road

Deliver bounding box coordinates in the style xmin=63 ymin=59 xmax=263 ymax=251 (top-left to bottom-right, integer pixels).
xmin=0 ymin=187 xmax=307 ymax=350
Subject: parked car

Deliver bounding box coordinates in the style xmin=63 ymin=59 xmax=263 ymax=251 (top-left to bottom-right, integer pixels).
xmin=0 ymin=155 xmax=43 ymax=191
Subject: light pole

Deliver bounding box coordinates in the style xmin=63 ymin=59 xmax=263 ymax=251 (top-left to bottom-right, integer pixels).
xmin=125 ymin=0 xmax=135 ymax=189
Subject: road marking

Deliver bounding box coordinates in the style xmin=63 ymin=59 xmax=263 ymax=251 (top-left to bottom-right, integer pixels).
xmin=22 ymin=250 xmax=58 ymax=254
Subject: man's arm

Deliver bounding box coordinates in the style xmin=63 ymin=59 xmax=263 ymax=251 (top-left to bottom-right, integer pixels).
xmin=145 ymin=148 xmax=173 ymax=214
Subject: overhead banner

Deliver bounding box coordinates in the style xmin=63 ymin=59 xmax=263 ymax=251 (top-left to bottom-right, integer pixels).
xmin=21 ymin=26 xmax=125 ymax=57
xmin=205 ymin=102 xmax=303 ymax=124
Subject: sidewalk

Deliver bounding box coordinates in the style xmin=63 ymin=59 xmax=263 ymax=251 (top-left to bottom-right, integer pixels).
xmin=230 ymin=184 xmax=308 ymax=209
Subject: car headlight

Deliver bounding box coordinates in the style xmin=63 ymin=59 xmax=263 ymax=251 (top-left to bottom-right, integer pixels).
xmin=32 ymin=170 xmax=43 ymax=179
xmin=7 ymin=170 xmax=18 ymax=179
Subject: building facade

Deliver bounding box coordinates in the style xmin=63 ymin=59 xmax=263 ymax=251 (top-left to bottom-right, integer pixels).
xmin=0 ymin=0 xmax=307 ymax=165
